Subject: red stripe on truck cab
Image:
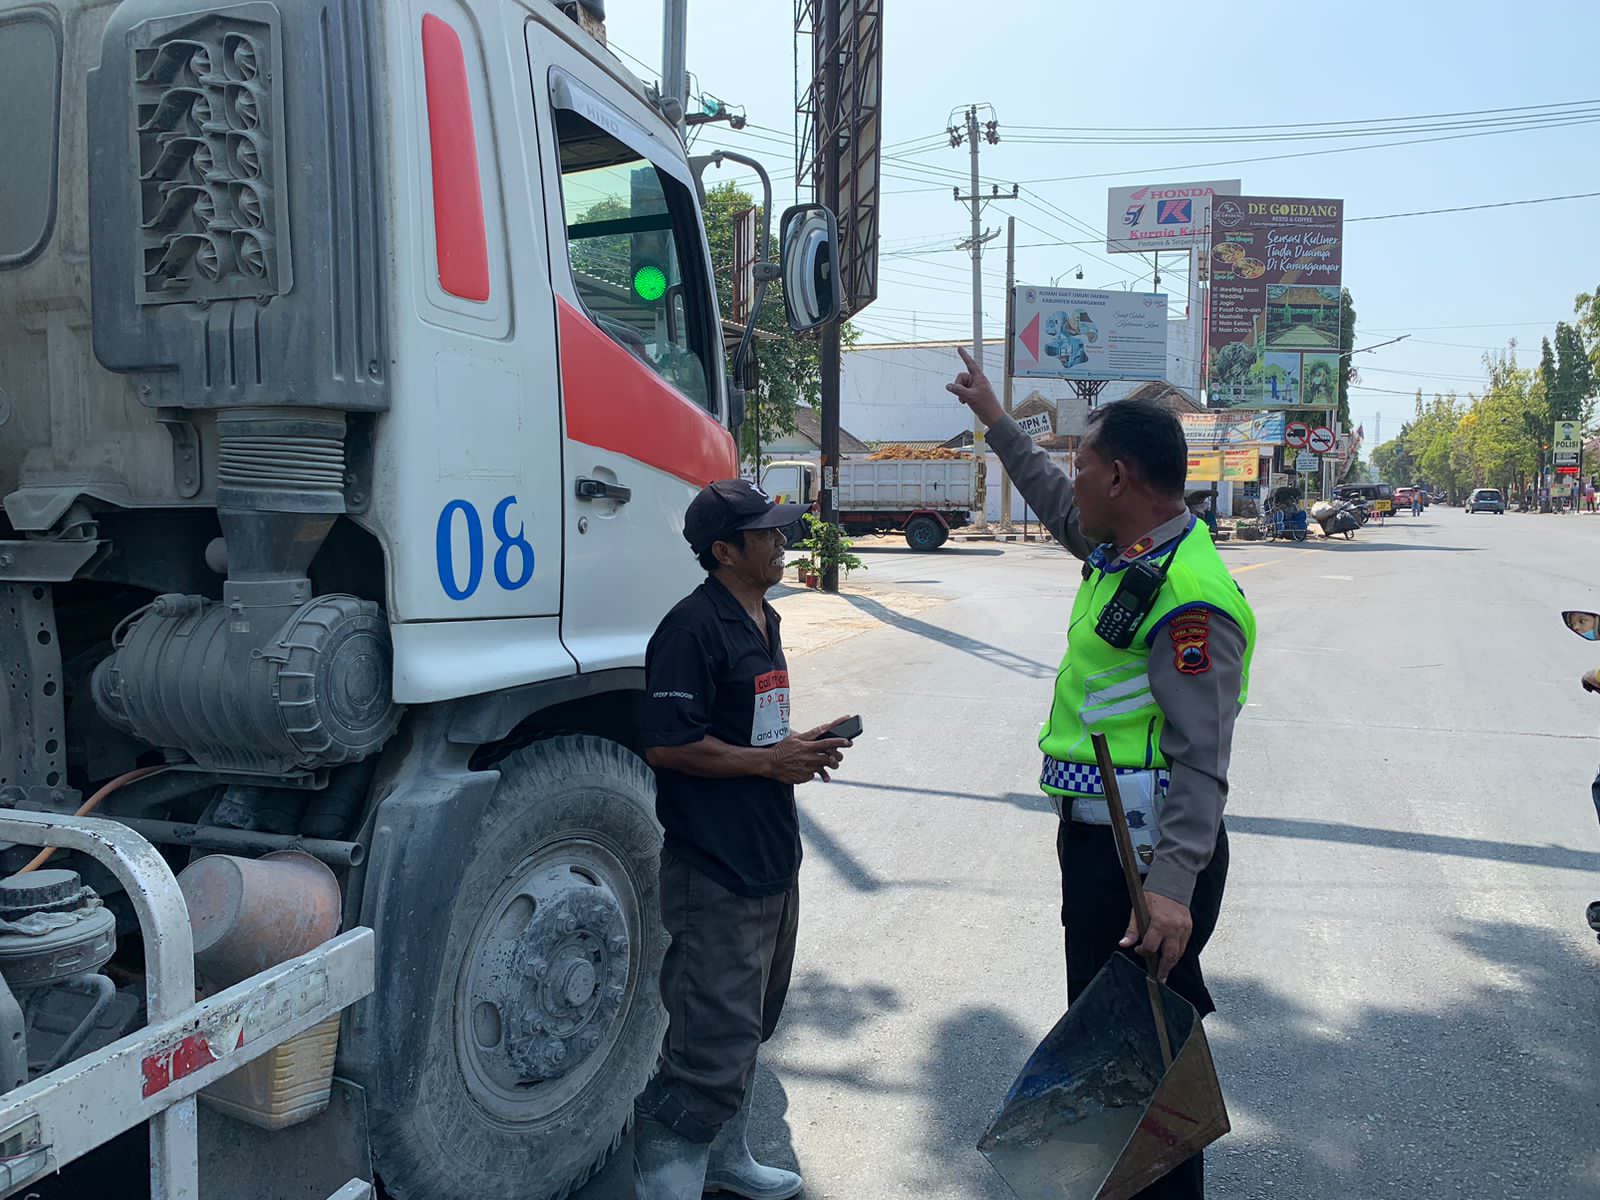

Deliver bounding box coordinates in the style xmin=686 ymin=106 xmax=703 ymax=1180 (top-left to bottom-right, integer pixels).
xmin=559 ymin=298 xmax=737 ymax=487
xmin=421 ymin=14 xmax=490 ymax=302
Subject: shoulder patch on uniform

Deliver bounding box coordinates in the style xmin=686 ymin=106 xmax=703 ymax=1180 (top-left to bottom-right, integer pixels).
xmin=1169 ymin=610 xmax=1211 ymax=675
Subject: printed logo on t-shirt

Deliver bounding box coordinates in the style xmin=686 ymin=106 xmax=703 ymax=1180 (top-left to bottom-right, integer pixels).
xmin=751 ymin=669 xmax=791 ymax=747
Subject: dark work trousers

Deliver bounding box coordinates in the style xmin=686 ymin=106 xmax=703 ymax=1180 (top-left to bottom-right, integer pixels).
xmin=1058 ymin=818 xmax=1230 ymax=1200
xmin=635 ymin=850 xmax=799 ymax=1143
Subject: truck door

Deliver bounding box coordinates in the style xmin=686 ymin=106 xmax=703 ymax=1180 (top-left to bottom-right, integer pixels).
xmin=760 ymin=464 xmax=806 ymax=505
xmin=526 ymin=20 xmax=736 ymax=673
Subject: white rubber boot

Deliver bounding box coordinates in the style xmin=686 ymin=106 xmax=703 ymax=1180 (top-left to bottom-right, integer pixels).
xmin=703 ymin=1078 xmax=803 ymax=1199
xmin=632 ymin=1112 xmax=711 ymax=1200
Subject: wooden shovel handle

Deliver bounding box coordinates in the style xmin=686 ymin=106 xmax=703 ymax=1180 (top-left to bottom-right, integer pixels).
xmin=1091 ymin=733 xmax=1175 ymax=1069
xmin=1091 ymin=733 xmax=1151 ymax=940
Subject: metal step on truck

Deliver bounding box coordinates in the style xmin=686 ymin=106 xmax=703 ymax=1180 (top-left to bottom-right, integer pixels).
xmin=760 ymin=456 xmax=978 ymax=550
xmin=0 ymin=0 xmax=836 ymax=1196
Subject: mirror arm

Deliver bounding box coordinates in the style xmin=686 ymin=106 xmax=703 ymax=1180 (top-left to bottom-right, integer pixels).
xmin=693 ymin=150 xmax=780 ymax=419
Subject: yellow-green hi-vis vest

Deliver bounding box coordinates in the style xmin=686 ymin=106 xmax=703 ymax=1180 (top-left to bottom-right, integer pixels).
xmin=1039 ymin=519 xmax=1256 ymax=797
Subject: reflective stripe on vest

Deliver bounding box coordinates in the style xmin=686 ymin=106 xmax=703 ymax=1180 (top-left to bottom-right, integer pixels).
xmin=1038 ymin=519 xmax=1256 ymax=795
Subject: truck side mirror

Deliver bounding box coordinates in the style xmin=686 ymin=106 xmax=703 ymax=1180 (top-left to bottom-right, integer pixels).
xmin=778 ymin=204 xmax=840 ymax=332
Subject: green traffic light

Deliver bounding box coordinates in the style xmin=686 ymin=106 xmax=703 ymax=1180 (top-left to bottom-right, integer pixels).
xmin=633 ymin=264 xmax=667 ymax=302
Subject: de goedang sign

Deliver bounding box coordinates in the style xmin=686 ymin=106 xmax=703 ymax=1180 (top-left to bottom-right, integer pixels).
xmin=1106 ymin=179 xmax=1241 ymax=254
xmin=1206 ymin=196 xmax=1345 ymax=409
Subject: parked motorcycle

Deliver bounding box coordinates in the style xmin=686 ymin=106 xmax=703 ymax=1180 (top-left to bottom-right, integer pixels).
xmin=1310 ymin=498 xmax=1362 ymax=540
xmin=1561 ymin=609 xmax=1600 ymax=944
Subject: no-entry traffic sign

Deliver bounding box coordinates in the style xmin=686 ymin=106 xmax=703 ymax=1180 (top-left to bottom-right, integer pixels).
xmin=1308 ymin=426 xmax=1335 ymax=454
xmin=1285 ymin=422 xmax=1309 ymax=448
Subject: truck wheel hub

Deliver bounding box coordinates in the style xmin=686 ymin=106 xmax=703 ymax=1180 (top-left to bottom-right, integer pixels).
xmin=456 ymin=843 xmax=639 ymax=1120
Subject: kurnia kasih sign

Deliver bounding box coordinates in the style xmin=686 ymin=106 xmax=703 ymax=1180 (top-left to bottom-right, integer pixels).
xmin=1206 ymin=197 xmax=1344 ymax=410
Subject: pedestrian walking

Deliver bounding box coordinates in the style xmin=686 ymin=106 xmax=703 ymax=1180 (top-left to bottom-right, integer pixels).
xmin=1412 ymin=488 xmax=1423 ymax=517
xmin=632 ymin=479 xmax=856 ymax=1200
xmin=947 ymin=348 xmax=1255 ymax=1200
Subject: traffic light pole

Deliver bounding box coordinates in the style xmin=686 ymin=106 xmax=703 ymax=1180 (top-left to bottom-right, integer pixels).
xmin=819 ymin=0 xmax=842 ymax=593
xmin=999 ymin=216 xmax=1015 ymax=532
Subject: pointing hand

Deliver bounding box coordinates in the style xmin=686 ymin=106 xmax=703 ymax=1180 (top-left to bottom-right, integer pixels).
xmin=945 ymin=346 xmax=1005 ymax=426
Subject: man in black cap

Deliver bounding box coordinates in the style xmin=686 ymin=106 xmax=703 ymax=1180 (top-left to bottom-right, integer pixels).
xmin=633 ymin=479 xmax=856 ymax=1200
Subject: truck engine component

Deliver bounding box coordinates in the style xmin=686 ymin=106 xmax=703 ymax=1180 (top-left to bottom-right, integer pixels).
xmin=92 ymin=588 xmax=400 ymax=775
xmin=91 ymin=413 xmax=402 ymax=776
xmin=0 ymin=869 xmax=116 ymax=988
xmin=0 ymin=868 xmax=126 ymax=1088
xmin=179 ymin=851 xmax=346 ymax=1129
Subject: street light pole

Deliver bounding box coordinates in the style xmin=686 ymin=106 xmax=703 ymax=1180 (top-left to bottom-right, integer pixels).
xmin=1000 ymin=216 xmax=1015 ymax=532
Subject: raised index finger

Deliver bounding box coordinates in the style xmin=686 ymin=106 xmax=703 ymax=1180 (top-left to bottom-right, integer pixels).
xmin=956 ymin=345 xmax=976 ymax=371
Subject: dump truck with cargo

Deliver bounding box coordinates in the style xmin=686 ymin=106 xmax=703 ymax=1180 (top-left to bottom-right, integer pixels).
xmin=0 ymin=0 xmax=835 ymax=1195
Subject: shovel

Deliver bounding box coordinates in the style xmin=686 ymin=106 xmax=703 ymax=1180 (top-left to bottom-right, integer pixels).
xmin=977 ymin=733 xmax=1230 ymax=1199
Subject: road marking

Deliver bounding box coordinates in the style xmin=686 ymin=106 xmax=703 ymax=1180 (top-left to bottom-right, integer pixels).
xmin=1229 ymin=561 xmax=1276 ymax=575
xmin=1321 ymin=574 xmax=1354 ymax=581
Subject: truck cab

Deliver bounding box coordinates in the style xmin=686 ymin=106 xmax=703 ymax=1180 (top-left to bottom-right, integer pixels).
xmin=0 ymin=1 xmax=834 ymax=1196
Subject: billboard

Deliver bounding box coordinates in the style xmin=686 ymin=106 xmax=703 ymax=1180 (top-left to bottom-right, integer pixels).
xmin=1107 ymin=180 xmax=1241 ymax=254
xmin=1011 ymin=286 xmax=1168 ymax=382
xmin=1186 ymin=448 xmax=1261 ymax=483
xmin=1205 ymin=197 xmax=1345 ymax=409
xmin=1180 ymin=410 xmax=1286 ymax=447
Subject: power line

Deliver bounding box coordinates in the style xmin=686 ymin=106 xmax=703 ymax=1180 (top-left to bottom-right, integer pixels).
xmin=1364 ymin=322 xmax=1563 ymax=331
xmin=1003 ymin=107 xmax=1600 ymax=147
xmin=881 ymin=116 xmax=1600 ymax=195
xmin=1348 ymin=192 xmax=1600 ymax=222
xmin=896 ymin=97 xmax=1600 ymax=151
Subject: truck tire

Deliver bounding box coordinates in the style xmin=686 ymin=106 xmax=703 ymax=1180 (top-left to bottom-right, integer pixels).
xmin=369 ymin=736 xmax=667 ymax=1200
xmin=905 ymin=516 xmax=947 ymax=551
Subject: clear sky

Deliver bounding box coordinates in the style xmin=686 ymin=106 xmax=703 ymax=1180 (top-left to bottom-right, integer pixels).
xmin=602 ymin=0 xmax=1600 ymax=445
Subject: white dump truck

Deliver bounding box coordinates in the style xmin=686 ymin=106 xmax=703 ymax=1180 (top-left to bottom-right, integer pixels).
xmin=0 ymin=0 xmax=836 ymax=1195
xmin=760 ymin=457 xmax=978 ymax=550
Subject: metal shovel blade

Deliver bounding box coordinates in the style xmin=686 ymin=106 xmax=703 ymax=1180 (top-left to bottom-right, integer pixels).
xmin=978 ymin=953 xmax=1229 ymax=1200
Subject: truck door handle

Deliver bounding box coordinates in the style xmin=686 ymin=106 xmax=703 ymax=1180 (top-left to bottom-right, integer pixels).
xmin=575 ymin=477 xmax=632 ymax=504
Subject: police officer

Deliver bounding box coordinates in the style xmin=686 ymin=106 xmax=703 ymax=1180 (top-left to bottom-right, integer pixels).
xmin=948 ymin=349 xmax=1255 ymax=1199
xmin=633 ymin=479 xmax=855 ymax=1200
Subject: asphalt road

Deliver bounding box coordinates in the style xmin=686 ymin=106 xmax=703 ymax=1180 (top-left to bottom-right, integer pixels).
xmin=581 ymin=506 xmax=1600 ymax=1199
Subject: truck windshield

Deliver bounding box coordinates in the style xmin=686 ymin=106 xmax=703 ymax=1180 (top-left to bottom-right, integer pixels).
xmin=553 ymin=108 xmax=713 ymax=411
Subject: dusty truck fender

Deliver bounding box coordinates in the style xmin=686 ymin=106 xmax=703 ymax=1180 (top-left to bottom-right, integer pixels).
xmin=908 ymin=509 xmax=953 ymax=530
xmin=336 ymin=708 xmax=499 ymax=1108
xmin=335 ymin=669 xmax=649 ymax=1106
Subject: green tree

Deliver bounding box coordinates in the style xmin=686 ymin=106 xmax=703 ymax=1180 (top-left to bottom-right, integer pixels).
xmin=1337 ymin=288 xmax=1356 ymax=431
xmin=1465 ymin=349 xmax=1543 ymax=495
xmin=1575 ymin=285 xmax=1600 ymax=380
xmin=700 ymin=182 xmax=858 ymax=463
xmin=1550 ymin=321 xmax=1595 ymax=424
xmin=1411 ymin=390 xmax=1467 ymax=497
xmin=1371 ymin=433 xmax=1412 ymax=485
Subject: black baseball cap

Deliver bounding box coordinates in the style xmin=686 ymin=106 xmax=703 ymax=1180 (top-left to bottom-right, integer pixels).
xmin=684 ymin=479 xmax=807 ymax=555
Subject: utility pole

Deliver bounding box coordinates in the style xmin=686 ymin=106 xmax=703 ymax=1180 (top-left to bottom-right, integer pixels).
xmin=999 ymin=216 xmax=1015 ymax=532
xmin=660 ymin=0 xmax=689 ymax=131
xmin=818 ymin=0 xmax=842 ymax=592
xmin=949 ymin=105 xmax=1015 ymax=533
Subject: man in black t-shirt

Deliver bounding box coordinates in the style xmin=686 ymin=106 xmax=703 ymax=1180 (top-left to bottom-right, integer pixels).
xmin=633 ymin=480 xmax=855 ymax=1200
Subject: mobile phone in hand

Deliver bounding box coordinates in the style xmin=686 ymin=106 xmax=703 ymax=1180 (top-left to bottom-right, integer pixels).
xmin=819 ymin=715 xmax=863 ymax=742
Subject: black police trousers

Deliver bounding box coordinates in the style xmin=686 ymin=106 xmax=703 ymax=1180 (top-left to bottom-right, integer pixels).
xmin=1058 ymin=817 xmax=1230 ymax=1200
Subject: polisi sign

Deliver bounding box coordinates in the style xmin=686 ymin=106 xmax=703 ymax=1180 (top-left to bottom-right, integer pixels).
xmin=1107 ymin=179 xmax=1240 ymax=253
